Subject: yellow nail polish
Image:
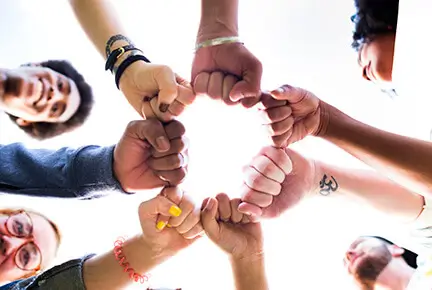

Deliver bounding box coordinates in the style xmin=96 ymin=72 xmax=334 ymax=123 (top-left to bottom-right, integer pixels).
xmin=166 ymin=223 xmax=172 ymax=228
xmin=169 ymin=205 xmax=182 ymax=217
xmin=156 ymin=221 xmax=166 ymax=230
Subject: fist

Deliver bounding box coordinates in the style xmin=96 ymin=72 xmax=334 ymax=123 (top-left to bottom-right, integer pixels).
xmin=238 ymin=146 xmax=316 ymax=219
xmin=260 ymin=85 xmax=323 ymax=148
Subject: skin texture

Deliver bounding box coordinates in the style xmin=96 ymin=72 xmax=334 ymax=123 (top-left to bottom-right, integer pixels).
xmin=69 ymin=0 xmax=195 ymax=121
xmin=357 ymin=33 xmax=396 ymax=85
xmin=344 ymin=237 xmax=408 ymax=289
xmin=83 ymin=188 xmax=203 ymax=290
xmin=0 ymin=210 xmax=58 ymax=283
xmin=0 ymin=66 xmax=80 ymax=125
xmin=113 ymin=119 xmax=189 ymax=192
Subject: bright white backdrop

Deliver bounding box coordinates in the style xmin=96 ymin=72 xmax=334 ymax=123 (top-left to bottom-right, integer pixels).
xmin=0 ymin=1 xmax=428 ymax=289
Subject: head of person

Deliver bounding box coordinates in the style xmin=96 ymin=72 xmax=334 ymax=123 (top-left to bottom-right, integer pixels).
xmin=0 ymin=208 xmax=61 ymax=283
xmin=344 ymin=236 xmax=417 ymax=289
xmin=351 ymin=0 xmax=399 ymax=89
xmin=0 ymin=60 xmax=94 ymax=140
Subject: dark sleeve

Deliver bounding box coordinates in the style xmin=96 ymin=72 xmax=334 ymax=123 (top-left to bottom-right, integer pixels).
xmin=4 ymin=254 xmax=96 ymax=290
xmin=0 ymin=143 xmax=125 ymax=198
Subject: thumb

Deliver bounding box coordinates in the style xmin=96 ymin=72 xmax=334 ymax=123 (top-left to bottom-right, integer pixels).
xmin=200 ymin=198 xmax=221 ymax=241
xmin=155 ymin=66 xmax=178 ymax=113
xmin=127 ymin=119 xmax=170 ymax=152
xmin=229 ymin=78 xmax=261 ymax=102
xmin=270 ymin=84 xmax=305 ymax=103
xmin=138 ymin=195 xmax=182 ymax=221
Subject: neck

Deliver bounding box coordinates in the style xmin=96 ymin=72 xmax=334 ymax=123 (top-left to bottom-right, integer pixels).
xmin=375 ymin=260 xmax=414 ymax=290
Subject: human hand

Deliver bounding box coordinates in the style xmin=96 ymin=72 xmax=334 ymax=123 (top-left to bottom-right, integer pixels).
xmin=113 ymin=119 xmax=188 ymax=193
xmin=201 ymin=193 xmax=263 ymax=260
xmin=119 ymin=61 xmax=196 ymax=122
xmin=261 ymin=85 xmax=324 ymax=147
xmin=138 ymin=187 xmax=203 ymax=254
xmin=192 ymin=43 xmax=262 ymax=108
xmin=238 ymin=146 xmax=316 ymax=219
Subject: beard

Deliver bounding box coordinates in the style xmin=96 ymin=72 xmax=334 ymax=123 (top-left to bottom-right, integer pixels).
xmin=354 ymin=244 xmax=392 ymax=289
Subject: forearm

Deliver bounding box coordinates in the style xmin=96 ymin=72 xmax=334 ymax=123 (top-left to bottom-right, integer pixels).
xmin=69 ymin=0 xmax=132 ymax=60
xmin=197 ymin=0 xmax=239 ymax=43
xmin=230 ymin=256 xmax=268 ymax=290
xmin=83 ymin=235 xmax=171 ymax=290
xmin=313 ymin=161 xmax=424 ymax=221
xmin=319 ymin=103 xmax=432 ymax=199
xmin=0 ymin=143 xmax=123 ymax=198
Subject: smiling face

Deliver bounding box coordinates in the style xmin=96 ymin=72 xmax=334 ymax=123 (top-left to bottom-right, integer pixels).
xmin=0 ymin=210 xmax=59 ymax=283
xmin=0 ymin=65 xmax=81 ymax=126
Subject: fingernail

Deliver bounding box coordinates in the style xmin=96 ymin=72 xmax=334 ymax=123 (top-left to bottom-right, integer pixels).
xmin=159 ymin=103 xmax=169 ymax=113
xmin=271 ymin=88 xmax=284 ymax=95
xmin=166 ymin=223 xmax=172 ymax=228
xmin=156 ymin=221 xmax=166 ymax=230
xmin=156 ymin=136 xmax=170 ymax=151
xmin=205 ymin=198 xmax=215 ymax=211
xmin=169 ymin=205 xmax=182 ymax=217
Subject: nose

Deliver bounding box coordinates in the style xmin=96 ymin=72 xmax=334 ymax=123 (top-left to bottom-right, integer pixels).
xmin=0 ymin=235 xmax=25 ymax=257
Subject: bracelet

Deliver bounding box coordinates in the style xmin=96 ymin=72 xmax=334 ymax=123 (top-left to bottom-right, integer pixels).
xmin=105 ymin=34 xmax=134 ymax=58
xmin=115 ymin=54 xmax=151 ymax=89
xmin=105 ymin=45 xmax=143 ymax=72
xmin=195 ymin=36 xmax=242 ymax=51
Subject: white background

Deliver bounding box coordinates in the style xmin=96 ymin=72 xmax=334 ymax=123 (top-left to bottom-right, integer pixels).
xmin=0 ymin=1 xmax=429 ymax=289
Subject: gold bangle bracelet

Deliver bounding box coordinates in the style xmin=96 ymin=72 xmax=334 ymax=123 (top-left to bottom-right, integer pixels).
xmin=195 ymin=36 xmax=242 ymax=51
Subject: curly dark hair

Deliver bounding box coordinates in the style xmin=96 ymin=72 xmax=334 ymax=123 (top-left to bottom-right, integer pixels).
xmin=7 ymin=60 xmax=94 ymax=140
xmin=351 ymin=0 xmax=399 ymax=51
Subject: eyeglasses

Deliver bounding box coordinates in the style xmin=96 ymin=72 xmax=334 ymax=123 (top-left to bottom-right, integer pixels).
xmin=2 ymin=210 xmax=42 ymax=271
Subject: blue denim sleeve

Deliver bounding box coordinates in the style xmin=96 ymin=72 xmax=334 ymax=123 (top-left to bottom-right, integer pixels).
xmin=0 ymin=143 xmax=125 ymax=198
xmin=0 ymin=254 xmax=96 ymax=290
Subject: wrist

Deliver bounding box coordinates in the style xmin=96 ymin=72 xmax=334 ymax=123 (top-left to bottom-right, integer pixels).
xmin=197 ymin=22 xmax=238 ymax=44
xmin=230 ymin=254 xmax=268 ymax=290
xmin=229 ymin=251 xmax=264 ymax=266
xmin=117 ymin=59 xmax=150 ymax=90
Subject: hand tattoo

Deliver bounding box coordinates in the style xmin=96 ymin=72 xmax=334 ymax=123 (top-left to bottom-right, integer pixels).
xmin=319 ymin=174 xmax=338 ymax=196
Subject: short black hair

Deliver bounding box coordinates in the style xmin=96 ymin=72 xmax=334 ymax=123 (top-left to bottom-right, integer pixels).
xmin=7 ymin=60 xmax=94 ymax=140
xmin=370 ymin=236 xmax=418 ymax=269
xmin=351 ymin=0 xmax=399 ymax=51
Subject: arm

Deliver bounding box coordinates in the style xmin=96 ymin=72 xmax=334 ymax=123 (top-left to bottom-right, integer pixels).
xmin=83 ymin=235 xmax=168 ymax=289
xmin=319 ymin=103 xmax=432 ymax=198
xmin=68 ymin=0 xmax=136 ymax=67
xmin=230 ymin=256 xmax=268 ymax=290
xmin=0 ymin=143 xmax=122 ymax=198
xmin=197 ymin=0 xmax=239 ymax=43
xmin=313 ymin=159 xmax=425 ymax=222
xmin=4 ymin=236 xmax=169 ymax=290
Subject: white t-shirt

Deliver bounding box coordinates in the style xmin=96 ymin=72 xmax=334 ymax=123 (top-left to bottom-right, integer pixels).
xmin=407 ymin=198 xmax=432 ymax=289
xmin=393 ymin=1 xmax=432 ymax=287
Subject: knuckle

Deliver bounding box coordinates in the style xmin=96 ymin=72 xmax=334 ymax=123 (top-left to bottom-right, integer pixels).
xmin=171 ymin=168 xmax=187 ymax=185
xmin=125 ymin=120 xmax=141 ymax=131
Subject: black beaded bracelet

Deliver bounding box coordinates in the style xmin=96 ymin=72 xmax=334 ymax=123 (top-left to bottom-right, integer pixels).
xmin=115 ymin=54 xmax=151 ymax=89
xmin=105 ymin=45 xmax=142 ymax=72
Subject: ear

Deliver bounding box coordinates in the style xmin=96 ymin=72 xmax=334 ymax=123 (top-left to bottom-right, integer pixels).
xmin=16 ymin=118 xmax=33 ymax=127
xmin=388 ymin=245 xmax=405 ymax=257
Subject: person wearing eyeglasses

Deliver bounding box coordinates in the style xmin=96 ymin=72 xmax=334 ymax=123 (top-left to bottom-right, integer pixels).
xmin=0 ymin=188 xmax=267 ymax=290
xmin=0 ymin=209 xmax=61 ymax=284
xmin=0 ymin=187 xmax=203 ymax=290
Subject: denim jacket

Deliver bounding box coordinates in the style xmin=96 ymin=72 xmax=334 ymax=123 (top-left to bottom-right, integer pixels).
xmin=0 ymin=143 xmax=124 ymax=198
xmin=0 ymin=254 xmax=95 ymax=290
